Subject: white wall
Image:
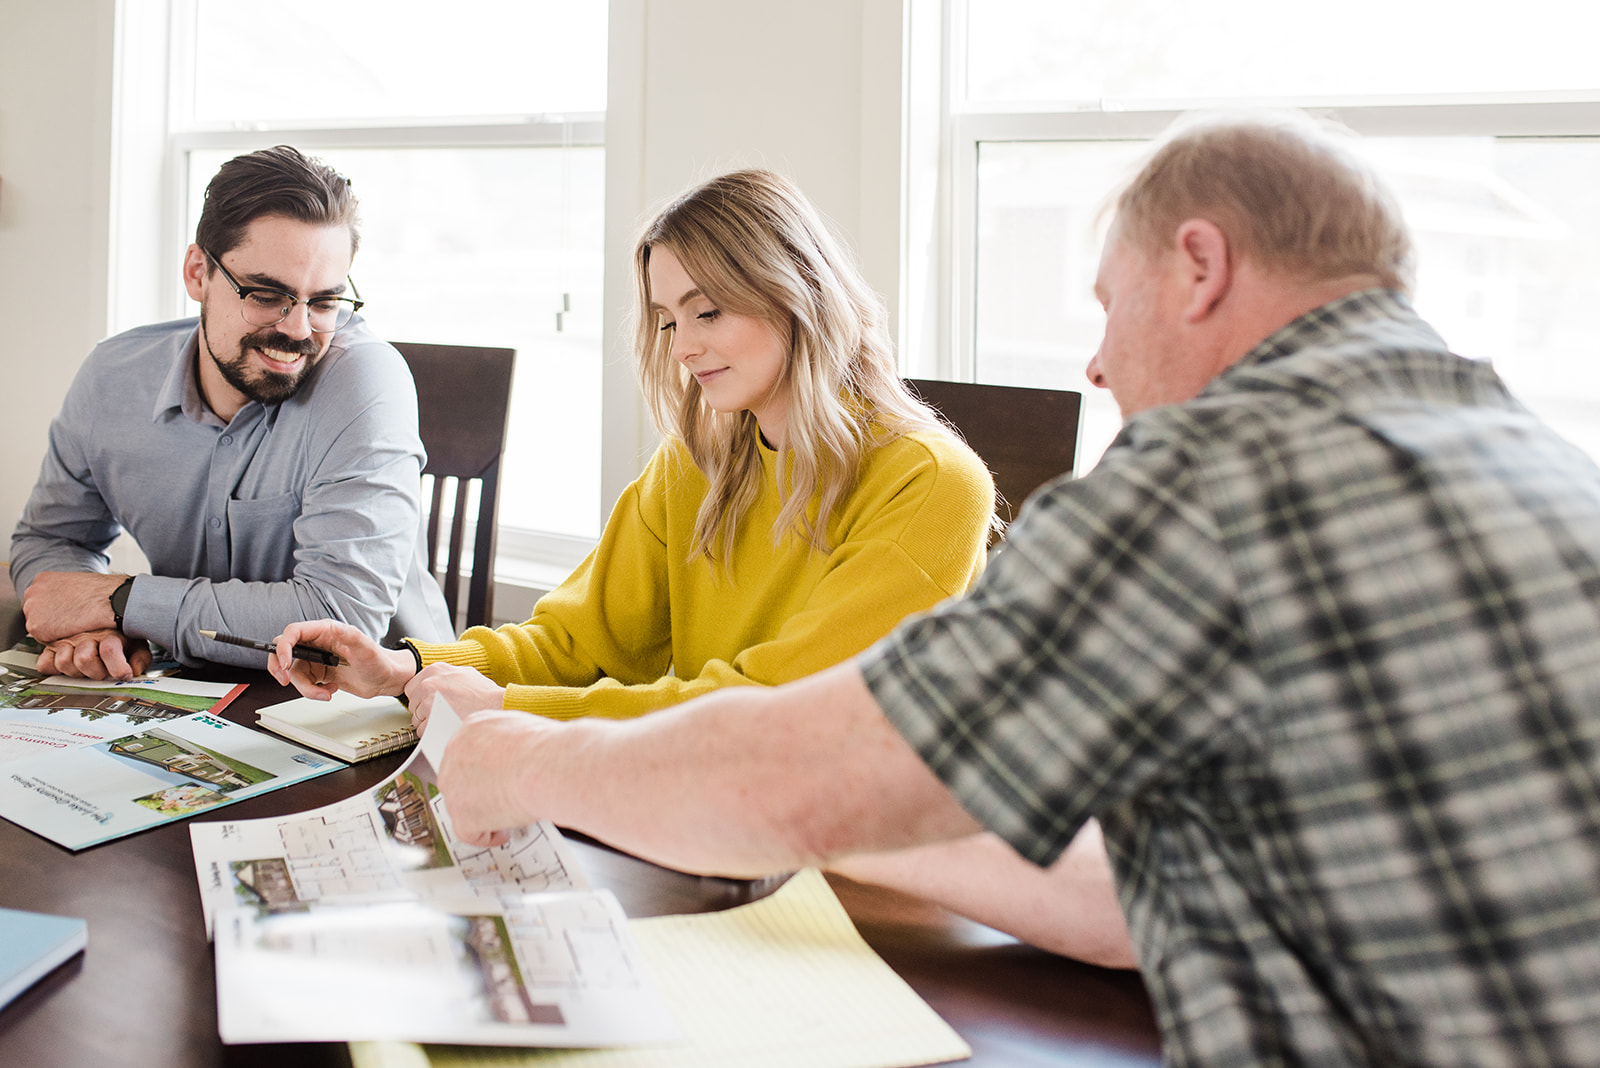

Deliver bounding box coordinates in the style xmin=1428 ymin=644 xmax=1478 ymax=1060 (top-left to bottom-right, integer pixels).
xmin=601 ymin=0 xmax=906 ymax=511
xmin=0 ymin=0 xmax=907 ymax=558
xmin=0 ymin=1 xmax=117 ymax=557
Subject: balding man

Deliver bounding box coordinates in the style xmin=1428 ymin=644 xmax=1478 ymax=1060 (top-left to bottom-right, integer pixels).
xmin=426 ymin=111 xmax=1600 ymax=1065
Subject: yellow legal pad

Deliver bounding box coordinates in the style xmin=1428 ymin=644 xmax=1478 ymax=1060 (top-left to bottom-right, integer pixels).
xmin=349 ymin=867 xmax=972 ymax=1068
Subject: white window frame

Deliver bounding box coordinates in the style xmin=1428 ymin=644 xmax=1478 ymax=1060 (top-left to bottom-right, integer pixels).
xmin=912 ymin=0 xmax=1600 ymax=387
xmin=112 ymin=0 xmax=621 ymax=617
xmin=163 ymin=120 xmax=606 ymax=316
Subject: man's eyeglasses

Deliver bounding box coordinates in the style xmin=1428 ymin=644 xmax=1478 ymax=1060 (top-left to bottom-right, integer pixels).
xmin=204 ymin=250 xmax=364 ymax=333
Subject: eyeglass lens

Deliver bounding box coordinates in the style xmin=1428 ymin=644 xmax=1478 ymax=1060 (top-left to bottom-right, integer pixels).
xmin=239 ymin=291 xmax=356 ymax=331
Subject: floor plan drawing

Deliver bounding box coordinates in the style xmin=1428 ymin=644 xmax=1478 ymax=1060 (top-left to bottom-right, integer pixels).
xmin=191 ymin=742 xmax=587 ymax=932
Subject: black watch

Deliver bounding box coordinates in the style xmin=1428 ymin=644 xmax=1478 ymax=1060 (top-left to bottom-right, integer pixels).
xmin=109 ymin=576 xmax=136 ymax=630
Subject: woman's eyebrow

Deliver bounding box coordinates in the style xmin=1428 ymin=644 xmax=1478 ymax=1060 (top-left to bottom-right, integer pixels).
xmin=649 ymin=287 xmax=705 ymax=313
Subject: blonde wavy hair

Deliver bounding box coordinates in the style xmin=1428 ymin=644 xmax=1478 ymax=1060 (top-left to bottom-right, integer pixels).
xmin=633 ymin=169 xmax=944 ymax=563
xmin=1116 ymin=109 xmax=1414 ymax=293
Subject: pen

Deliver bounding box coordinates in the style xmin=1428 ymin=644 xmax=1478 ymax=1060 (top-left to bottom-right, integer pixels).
xmin=197 ymin=629 xmax=347 ymax=667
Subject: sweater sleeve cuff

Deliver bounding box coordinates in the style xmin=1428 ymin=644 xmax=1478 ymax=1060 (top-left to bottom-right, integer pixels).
xmin=502 ymin=684 xmax=595 ymax=721
xmin=405 ymin=637 xmax=496 ymax=675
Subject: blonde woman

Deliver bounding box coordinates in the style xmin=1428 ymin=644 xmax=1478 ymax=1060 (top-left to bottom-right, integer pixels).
xmin=275 ymin=171 xmax=1135 ymax=969
xmin=271 ymin=169 xmax=993 ymax=727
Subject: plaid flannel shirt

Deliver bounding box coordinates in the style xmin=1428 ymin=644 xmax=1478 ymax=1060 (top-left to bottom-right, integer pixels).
xmin=863 ymin=289 xmax=1600 ymax=1067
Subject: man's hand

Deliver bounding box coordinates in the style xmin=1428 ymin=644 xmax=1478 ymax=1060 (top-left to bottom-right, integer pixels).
xmin=37 ymin=628 xmax=153 ymax=680
xmin=437 ymin=709 xmax=556 ymax=847
xmin=405 ymin=663 xmax=507 ymax=735
xmin=22 ymin=571 xmax=128 ymax=643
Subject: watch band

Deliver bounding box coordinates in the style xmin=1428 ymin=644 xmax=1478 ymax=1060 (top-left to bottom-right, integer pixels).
xmin=109 ymin=576 xmax=136 ymax=630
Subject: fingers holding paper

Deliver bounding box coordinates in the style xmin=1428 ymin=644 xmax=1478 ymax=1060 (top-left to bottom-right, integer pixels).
xmin=269 ymin=619 xmax=416 ymax=701
xmin=437 ymin=708 xmax=550 ymax=847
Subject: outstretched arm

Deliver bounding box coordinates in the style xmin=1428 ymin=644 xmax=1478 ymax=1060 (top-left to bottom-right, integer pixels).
xmin=436 ymin=655 xmax=1137 ymax=968
xmin=438 ymin=659 xmax=983 ymax=874
xmin=827 ymin=825 xmax=1136 ymax=969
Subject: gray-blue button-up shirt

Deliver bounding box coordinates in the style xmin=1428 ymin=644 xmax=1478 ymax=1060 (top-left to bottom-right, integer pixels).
xmin=11 ymin=315 xmax=452 ymax=666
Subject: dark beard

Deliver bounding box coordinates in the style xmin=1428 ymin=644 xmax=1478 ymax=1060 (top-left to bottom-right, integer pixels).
xmin=200 ymin=310 xmax=321 ymax=407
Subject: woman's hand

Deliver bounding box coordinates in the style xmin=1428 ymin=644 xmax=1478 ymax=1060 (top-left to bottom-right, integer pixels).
xmin=268 ymin=619 xmax=416 ymax=700
xmin=405 ymin=662 xmax=507 ymax=735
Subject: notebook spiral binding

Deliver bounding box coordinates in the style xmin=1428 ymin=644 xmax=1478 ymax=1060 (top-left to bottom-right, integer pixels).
xmin=353 ymin=727 xmax=417 ymax=753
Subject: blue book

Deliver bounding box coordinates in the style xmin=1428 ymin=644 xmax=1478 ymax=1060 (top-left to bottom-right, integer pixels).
xmin=0 ymin=906 xmax=86 ymax=1009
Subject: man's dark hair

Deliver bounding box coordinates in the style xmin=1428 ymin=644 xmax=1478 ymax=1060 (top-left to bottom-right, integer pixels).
xmin=194 ymin=145 xmax=360 ymax=260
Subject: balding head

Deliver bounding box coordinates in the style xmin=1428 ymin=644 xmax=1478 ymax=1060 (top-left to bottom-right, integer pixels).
xmin=1087 ymin=111 xmax=1415 ymax=417
xmin=1114 ymin=110 xmax=1414 ymax=293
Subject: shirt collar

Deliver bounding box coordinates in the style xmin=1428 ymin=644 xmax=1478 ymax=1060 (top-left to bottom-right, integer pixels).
xmin=151 ymin=324 xmax=223 ymax=427
xmin=1221 ymin=287 xmax=1422 ymax=382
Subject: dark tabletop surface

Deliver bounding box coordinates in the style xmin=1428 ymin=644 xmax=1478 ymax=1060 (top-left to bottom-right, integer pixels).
xmin=0 ymin=564 xmax=1160 ymax=1066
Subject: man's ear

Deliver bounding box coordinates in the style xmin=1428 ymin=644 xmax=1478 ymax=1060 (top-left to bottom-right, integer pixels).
xmin=182 ymin=244 xmax=208 ymax=302
xmin=1173 ymin=219 xmax=1232 ymax=323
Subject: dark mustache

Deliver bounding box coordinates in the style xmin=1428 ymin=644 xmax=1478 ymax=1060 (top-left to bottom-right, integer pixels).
xmin=244 ymin=330 xmax=320 ymax=358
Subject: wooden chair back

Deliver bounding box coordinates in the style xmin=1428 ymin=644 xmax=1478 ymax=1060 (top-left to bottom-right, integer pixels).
xmin=905 ymin=378 xmax=1083 ymax=544
xmin=395 ymin=342 xmax=516 ymax=630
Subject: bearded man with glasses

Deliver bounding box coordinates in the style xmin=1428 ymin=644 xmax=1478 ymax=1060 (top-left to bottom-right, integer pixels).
xmin=11 ymin=145 xmax=452 ymax=680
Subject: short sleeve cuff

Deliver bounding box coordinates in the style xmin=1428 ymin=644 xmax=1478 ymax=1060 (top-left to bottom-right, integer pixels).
xmin=858 ymin=625 xmax=1074 ymax=869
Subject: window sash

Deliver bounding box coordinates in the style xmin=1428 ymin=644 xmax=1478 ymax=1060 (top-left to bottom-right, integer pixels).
xmin=938 ymin=100 xmax=1600 ymax=384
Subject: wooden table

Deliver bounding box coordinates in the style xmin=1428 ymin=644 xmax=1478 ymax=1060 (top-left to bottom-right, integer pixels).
xmin=0 ymin=568 xmax=1160 ymax=1066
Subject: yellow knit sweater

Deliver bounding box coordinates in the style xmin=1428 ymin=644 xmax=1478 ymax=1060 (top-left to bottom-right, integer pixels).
xmin=409 ymin=427 xmax=993 ymax=719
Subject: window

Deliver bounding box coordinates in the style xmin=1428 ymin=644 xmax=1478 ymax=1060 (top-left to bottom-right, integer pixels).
xmin=162 ymin=0 xmax=607 ymax=554
xmin=916 ymin=0 xmax=1600 ymax=471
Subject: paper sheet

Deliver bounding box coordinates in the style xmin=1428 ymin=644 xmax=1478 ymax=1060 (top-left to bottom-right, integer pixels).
xmin=349 ymin=867 xmax=971 ymax=1068
xmin=191 ymin=701 xmax=585 ymax=936
xmin=215 ymin=890 xmax=680 ymax=1047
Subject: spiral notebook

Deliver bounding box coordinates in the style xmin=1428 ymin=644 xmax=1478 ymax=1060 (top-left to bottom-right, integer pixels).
xmin=255 ymin=690 xmax=415 ymax=763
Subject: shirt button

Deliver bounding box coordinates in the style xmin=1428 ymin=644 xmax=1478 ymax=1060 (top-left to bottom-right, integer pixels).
xmin=221 ymin=434 xmax=233 ymax=446
xmin=210 ymin=517 xmax=223 ymax=529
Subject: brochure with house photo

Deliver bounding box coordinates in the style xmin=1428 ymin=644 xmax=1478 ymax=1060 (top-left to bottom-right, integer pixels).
xmin=0 ymin=711 xmax=338 ymax=850
xmin=0 ymin=645 xmax=246 ymax=765
xmin=195 ymin=702 xmax=672 ymax=1048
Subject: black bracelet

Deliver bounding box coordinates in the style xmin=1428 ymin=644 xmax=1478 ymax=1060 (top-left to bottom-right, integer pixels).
xmin=400 ymin=638 xmax=423 ymax=675
xmin=108 ymin=576 xmax=136 ymax=630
